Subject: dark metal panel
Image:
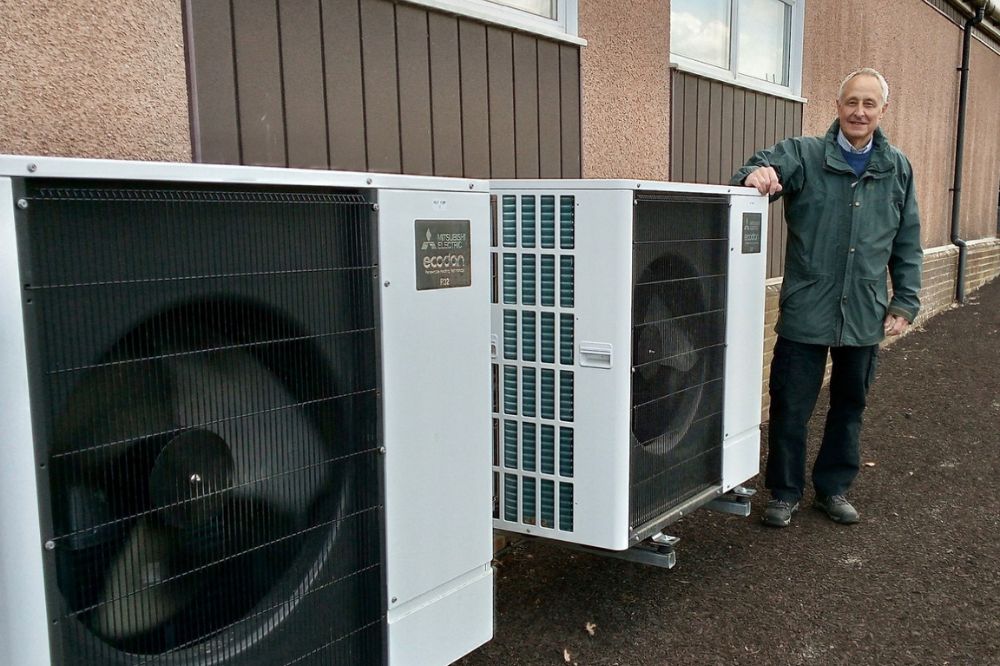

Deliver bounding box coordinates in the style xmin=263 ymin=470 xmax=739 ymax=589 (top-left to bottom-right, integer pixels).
xmin=730 ymin=87 xmax=745 ymax=182
xmin=428 ymin=13 xmax=464 ymax=177
xmin=537 ymin=40 xmax=562 ymax=178
xmin=682 ymin=74 xmax=698 ymax=182
xmin=559 ymin=45 xmax=581 ymax=178
xmin=742 ymin=88 xmax=757 ymax=165
xmin=279 ymin=0 xmax=329 ymax=169
xmin=708 ymin=80 xmax=723 ymax=184
xmin=720 ymin=85 xmax=734 ymax=185
xmin=322 ymin=0 xmax=367 ymax=170
xmin=460 ymin=20 xmax=491 ymax=178
xmin=396 ymin=5 xmax=434 ymax=175
xmin=232 ymin=1 xmax=286 ymax=166
xmin=671 ymin=72 xmax=684 ymax=181
xmin=792 ymin=101 xmax=803 ymax=138
xmin=488 ymin=27 xmax=516 ymax=178
xmin=764 ymin=95 xmax=777 ymax=149
xmin=753 ymin=93 xmax=767 ymax=154
xmin=184 ymin=0 xmax=240 ymax=164
xmin=512 ymin=33 xmax=539 ymax=178
xmin=695 ymin=78 xmax=711 ymax=183
xmin=360 ymin=0 xmax=401 ymax=173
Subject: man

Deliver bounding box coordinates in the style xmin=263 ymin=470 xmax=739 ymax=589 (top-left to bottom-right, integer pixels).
xmin=731 ymin=67 xmax=922 ymax=527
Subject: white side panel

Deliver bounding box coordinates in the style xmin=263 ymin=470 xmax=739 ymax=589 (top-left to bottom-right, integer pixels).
xmin=387 ymin=565 xmax=493 ymax=666
xmin=378 ymin=189 xmax=494 ymax=638
xmin=722 ymin=193 xmax=769 ymax=490
xmin=0 ymin=178 xmax=52 ymax=666
xmin=489 ymin=187 xmax=634 ymax=551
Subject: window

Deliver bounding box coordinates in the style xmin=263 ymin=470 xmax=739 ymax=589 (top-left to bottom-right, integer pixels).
xmin=403 ymin=0 xmax=580 ymax=43
xmin=670 ymin=0 xmax=804 ymax=97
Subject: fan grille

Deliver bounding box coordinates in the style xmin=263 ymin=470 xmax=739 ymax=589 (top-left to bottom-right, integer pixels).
xmin=629 ymin=193 xmax=730 ymax=531
xmin=19 ymin=181 xmax=384 ymax=665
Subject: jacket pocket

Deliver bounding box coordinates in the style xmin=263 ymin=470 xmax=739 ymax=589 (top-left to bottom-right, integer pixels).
xmin=778 ymin=272 xmax=821 ymax=307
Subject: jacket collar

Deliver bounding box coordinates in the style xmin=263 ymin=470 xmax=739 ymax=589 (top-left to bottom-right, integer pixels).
xmin=824 ymin=120 xmax=894 ymax=177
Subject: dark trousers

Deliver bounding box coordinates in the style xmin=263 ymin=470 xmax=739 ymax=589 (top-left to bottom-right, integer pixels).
xmin=766 ymin=336 xmax=879 ymax=503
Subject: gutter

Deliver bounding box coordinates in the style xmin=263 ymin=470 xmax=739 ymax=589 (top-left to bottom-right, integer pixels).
xmin=949 ymin=2 xmax=991 ymax=303
xmin=943 ymin=0 xmax=1000 ymax=44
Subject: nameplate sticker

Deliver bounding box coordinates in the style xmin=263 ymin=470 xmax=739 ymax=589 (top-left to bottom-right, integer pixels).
xmin=415 ymin=220 xmax=472 ymax=290
xmin=742 ymin=212 xmax=762 ymax=254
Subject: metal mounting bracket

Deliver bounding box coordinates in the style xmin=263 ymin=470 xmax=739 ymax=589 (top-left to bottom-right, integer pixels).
xmin=704 ymin=485 xmax=756 ymax=517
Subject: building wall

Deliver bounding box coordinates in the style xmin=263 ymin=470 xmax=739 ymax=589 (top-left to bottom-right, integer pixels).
xmin=186 ymin=0 xmax=581 ymax=178
xmin=800 ymin=0 xmax=1000 ymax=249
xmin=578 ymin=0 xmax=670 ymax=179
xmin=0 ymin=0 xmax=190 ymax=161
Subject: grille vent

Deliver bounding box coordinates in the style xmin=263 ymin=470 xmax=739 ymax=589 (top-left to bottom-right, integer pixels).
xmin=491 ymin=194 xmax=576 ymax=533
xmin=629 ymin=193 xmax=729 ymax=532
xmin=20 ymin=181 xmax=384 ymax=665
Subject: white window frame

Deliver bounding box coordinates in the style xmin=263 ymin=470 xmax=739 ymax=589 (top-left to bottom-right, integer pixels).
xmin=669 ymin=0 xmax=805 ymax=101
xmin=402 ymin=0 xmax=583 ymax=45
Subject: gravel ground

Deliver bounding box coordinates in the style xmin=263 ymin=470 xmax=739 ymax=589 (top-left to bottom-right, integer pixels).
xmin=459 ymin=276 xmax=1000 ymax=666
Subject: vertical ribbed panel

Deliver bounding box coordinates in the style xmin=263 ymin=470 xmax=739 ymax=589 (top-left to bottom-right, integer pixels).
xmin=522 ymin=311 xmax=537 ymax=361
xmin=559 ymin=483 xmax=574 ymax=531
xmin=502 ymin=194 xmax=517 ymax=246
xmin=503 ymin=419 xmax=518 ymax=469
xmin=522 ymin=367 xmax=537 ymax=418
xmin=540 ymin=479 xmax=555 ymax=528
xmin=503 ymin=366 xmax=518 ymax=415
xmin=560 ymin=255 xmax=574 ymax=307
xmin=491 ymin=190 xmax=576 ymax=536
xmin=503 ymin=310 xmax=517 ymax=359
xmin=540 ymin=425 xmax=555 ymax=474
xmin=520 ymin=195 xmax=536 ymax=247
xmin=522 ymin=422 xmax=536 ymax=472
xmin=522 ymin=477 xmax=536 ymax=524
xmin=540 ymin=195 xmax=555 ymax=248
xmin=560 ymin=314 xmax=574 ymax=365
xmin=521 ymin=254 xmax=536 ymax=305
xmin=559 ymin=427 xmax=574 ymax=477
xmin=504 ymin=474 xmax=518 ymax=521
xmin=559 ymin=195 xmax=575 ymax=249
xmin=502 ymin=253 xmax=517 ymax=304
xmin=540 ymin=312 xmax=555 ymax=363
xmin=540 ymin=254 xmax=555 ymax=306
xmin=559 ymin=371 xmax=574 ymax=422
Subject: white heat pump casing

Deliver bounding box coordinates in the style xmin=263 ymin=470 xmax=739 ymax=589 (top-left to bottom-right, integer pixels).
xmin=488 ymin=180 xmax=768 ymax=552
xmin=0 ymin=156 xmax=493 ymax=666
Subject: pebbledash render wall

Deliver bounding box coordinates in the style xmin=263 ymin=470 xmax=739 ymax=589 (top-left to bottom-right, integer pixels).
xmin=0 ymin=0 xmax=190 ymax=161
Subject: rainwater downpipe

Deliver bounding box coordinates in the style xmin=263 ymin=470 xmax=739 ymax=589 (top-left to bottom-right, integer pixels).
xmin=950 ymin=3 xmax=986 ymax=304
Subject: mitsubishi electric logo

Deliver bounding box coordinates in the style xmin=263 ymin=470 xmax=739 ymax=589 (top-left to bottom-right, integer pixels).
xmin=415 ymin=220 xmax=472 ymax=290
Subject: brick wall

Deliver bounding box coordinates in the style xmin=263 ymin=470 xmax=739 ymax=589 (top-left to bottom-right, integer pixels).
xmin=759 ymin=240 xmax=1000 ymax=421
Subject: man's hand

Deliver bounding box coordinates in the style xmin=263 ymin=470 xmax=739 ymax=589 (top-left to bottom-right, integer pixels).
xmin=743 ymin=166 xmax=783 ymax=196
xmin=884 ymin=313 xmax=909 ymax=336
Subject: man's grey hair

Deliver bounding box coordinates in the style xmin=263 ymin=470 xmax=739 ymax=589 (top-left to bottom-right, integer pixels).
xmin=838 ymin=67 xmax=890 ymax=105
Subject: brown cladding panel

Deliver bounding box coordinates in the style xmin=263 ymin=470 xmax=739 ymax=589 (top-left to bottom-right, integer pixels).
xmin=188 ymin=3 xmax=581 ymax=180
xmin=512 ymin=33 xmax=539 ymax=178
xmin=720 ymin=85 xmax=734 ymax=185
xmin=460 ymin=20 xmax=491 ymax=178
xmin=279 ymin=0 xmax=328 ymax=169
xmin=429 ymin=14 xmax=464 ymax=177
xmin=360 ymin=0 xmax=401 ymax=173
xmin=396 ymin=5 xmax=434 ymax=175
xmin=708 ymin=81 xmax=723 ymax=184
xmin=559 ymin=45 xmax=581 ymax=178
xmin=186 ymin=0 xmax=240 ymax=164
xmin=730 ymin=87 xmax=746 ymax=180
xmin=671 ymin=73 xmax=684 ymax=181
xmin=322 ymin=0 xmax=366 ymax=170
xmin=487 ymin=28 xmax=516 ymax=178
xmin=682 ymin=75 xmax=698 ymax=182
xmin=537 ymin=40 xmax=562 ymax=178
xmin=232 ymin=1 xmax=286 ymax=166
xmin=695 ymin=78 xmax=711 ymax=183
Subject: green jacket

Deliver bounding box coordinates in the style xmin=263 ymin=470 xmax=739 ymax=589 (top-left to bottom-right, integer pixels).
xmin=731 ymin=120 xmax=923 ymax=347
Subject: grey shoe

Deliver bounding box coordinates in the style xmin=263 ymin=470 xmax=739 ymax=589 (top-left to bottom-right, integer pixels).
xmin=762 ymin=499 xmax=800 ymax=527
xmin=813 ymin=495 xmax=860 ymax=524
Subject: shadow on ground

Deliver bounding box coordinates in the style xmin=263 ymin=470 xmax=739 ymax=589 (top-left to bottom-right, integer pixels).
xmin=458 ymin=277 xmax=1000 ymax=666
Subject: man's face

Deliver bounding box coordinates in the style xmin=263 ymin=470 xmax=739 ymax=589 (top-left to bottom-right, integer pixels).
xmin=836 ymin=74 xmax=887 ymax=148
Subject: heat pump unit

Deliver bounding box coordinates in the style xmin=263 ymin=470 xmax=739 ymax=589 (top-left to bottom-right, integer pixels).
xmin=488 ymin=180 xmax=767 ymax=551
xmin=0 ymin=156 xmax=493 ymax=666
